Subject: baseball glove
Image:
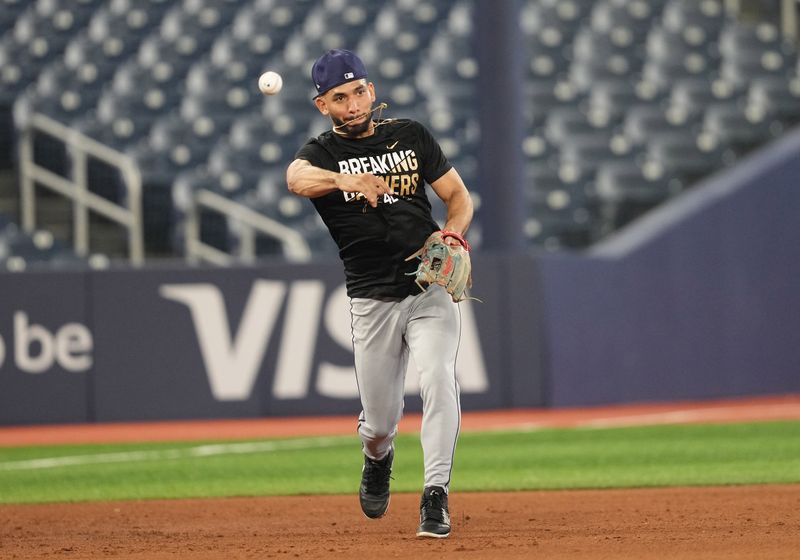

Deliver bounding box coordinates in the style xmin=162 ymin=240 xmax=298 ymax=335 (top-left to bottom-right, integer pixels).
xmin=406 ymin=230 xmax=475 ymax=303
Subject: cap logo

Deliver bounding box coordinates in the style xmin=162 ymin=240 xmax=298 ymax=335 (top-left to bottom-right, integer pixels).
xmin=344 ymin=72 xmax=354 ymax=79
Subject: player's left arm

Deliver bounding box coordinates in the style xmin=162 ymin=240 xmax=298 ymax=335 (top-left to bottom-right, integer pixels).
xmin=430 ymin=168 xmax=474 ymax=242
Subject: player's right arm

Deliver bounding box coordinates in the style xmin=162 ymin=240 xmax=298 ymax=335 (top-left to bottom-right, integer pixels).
xmin=286 ymin=158 xmax=391 ymax=208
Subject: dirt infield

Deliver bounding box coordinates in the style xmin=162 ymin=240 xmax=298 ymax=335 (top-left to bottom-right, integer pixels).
xmin=1 ymin=395 xmax=800 ymax=559
xmin=2 ymin=485 xmax=799 ymax=559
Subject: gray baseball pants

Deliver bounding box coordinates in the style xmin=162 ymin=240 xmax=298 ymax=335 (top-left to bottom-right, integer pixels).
xmin=351 ymin=285 xmax=462 ymax=490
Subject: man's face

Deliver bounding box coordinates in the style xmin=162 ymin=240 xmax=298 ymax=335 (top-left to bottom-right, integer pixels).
xmin=315 ymin=79 xmax=376 ymax=138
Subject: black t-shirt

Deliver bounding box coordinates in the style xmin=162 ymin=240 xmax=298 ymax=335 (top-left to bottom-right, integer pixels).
xmin=295 ymin=119 xmax=452 ymax=299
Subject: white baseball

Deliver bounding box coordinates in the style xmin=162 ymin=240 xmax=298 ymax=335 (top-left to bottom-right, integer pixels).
xmin=258 ymin=71 xmax=283 ymax=95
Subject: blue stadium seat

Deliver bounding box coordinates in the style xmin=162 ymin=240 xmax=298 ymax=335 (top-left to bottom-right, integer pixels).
xmin=544 ymin=106 xmax=622 ymax=146
xmin=207 ymin=32 xmax=278 ymax=80
xmin=524 ymin=79 xmax=585 ymax=122
xmin=718 ymin=21 xmax=785 ymax=59
xmin=589 ymin=0 xmax=658 ymax=42
xmin=668 ymin=76 xmax=745 ymax=113
xmin=522 ymin=129 xmax=559 ymax=168
xmin=572 ymin=26 xmax=644 ymax=66
xmin=558 ymin=134 xmax=638 ymax=179
xmin=644 ymin=128 xmax=736 ymax=185
xmin=13 ymin=61 xmax=102 ymax=128
xmin=0 ymin=225 xmax=86 ymax=271
xmin=746 ymin=75 xmax=800 ymax=127
xmin=521 ymin=31 xmax=571 ymax=83
xmin=231 ymin=0 xmax=314 ymax=46
xmin=720 ymin=42 xmax=796 ymax=87
xmin=179 ymin=83 xmax=257 ymax=132
xmin=520 ymin=0 xmax=589 ymax=40
xmin=642 ymin=47 xmax=719 ymax=90
xmin=569 ymin=53 xmax=643 ymax=93
xmin=302 ymin=1 xmax=384 ymax=47
xmin=661 ymin=0 xmax=728 ymax=35
xmin=623 ymin=104 xmax=701 ymax=146
xmin=158 ymin=1 xmax=236 ymax=48
xmin=701 ymin=101 xmax=784 ymax=156
xmin=587 ymin=78 xmax=668 ymax=119
xmin=2 ymin=0 xmax=797 ymax=262
xmin=0 ymin=0 xmax=29 ymax=32
xmin=594 ymin=158 xmax=679 ymax=231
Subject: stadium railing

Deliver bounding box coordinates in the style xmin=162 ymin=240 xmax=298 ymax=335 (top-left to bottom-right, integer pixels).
xmin=183 ymin=187 xmax=311 ymax=265
xmin=18 ymin=111 xmax=145 ymax=264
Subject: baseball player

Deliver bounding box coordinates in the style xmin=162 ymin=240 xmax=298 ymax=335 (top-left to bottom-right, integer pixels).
xmin=286 ymin=49 xmax=474 ymax=538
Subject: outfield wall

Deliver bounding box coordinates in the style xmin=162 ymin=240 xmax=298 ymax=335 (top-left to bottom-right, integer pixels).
xmin=538 ymin=128 xmax=800 ymax=406
xmin=2 ymin=132 xmax=799 ymax=425
xmin=0 ymin=257 xmax=546 ymax=424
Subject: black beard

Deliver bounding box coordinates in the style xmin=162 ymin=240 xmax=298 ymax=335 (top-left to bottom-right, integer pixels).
xmin=331 ymin=114 xmax=372 ymax=137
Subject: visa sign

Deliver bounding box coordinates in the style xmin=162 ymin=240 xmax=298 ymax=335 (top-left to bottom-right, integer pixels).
xmin=160 ymin=281 xmax=489 ymax=402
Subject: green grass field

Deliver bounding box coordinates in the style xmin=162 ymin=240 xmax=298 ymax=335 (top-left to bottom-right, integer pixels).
xmin=1 ymin=421 xmax=798 ymax=504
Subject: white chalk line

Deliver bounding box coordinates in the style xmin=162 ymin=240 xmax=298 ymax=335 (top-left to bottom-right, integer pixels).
xmin=3 ymin=405 xmax=799 ymax=471
xmin=470 ymin=403 xmax=800 ymax=433
xmin=0 ymin=436 xmax=352 ymax=472
xmin=579 ymin=403 xmax=800 ymax=428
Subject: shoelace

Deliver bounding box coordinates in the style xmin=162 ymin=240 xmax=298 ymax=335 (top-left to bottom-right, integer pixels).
xmin=421 ymin=491 xmax=446 ymax=522
xmin=363 ymin=457 xmax=392 ymax=492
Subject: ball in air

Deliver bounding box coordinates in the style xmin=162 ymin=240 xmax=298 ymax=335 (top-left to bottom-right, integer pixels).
xmin=258 ymin=71 xmax=283 ymax=95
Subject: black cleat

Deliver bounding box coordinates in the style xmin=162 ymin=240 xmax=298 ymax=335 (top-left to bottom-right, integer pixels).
xmin=416 ymin=486 xmax=451 ymax=538
xmin=359 ymin=448 xmax=393 ymax=519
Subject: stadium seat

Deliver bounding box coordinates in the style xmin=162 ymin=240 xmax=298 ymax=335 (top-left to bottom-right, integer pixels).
xmin=2 ymin=0 xmax=799 ymax=263
xmin=158 ymin=2 xmax=235 ymax=48
xmin=701 ymin=100 xmax=784 ymax=156
xmin=589 ymin=0 xmax=657 ymax=42
xmin=668 ymin=76 xmax=744 ymax=113
xmin=718 ymin=20 xmax=784 ymax=59
xmin=13 ymin=61 xmax=102 ymax=129
xmin=641 ymin=47 xmax=719 ymax=89
xmin=543 ymin=106 xmax=621 ymax=146
xmin=720 ymin=43 xmax=796 ymax=87
xmin=231 ymin=0 xmax=314 ymax=46
xmin=0 ymin=224 xmax=86 ymax=271
xmin=569 ymin=53 xmax=643 ymax=93
xmin=179 ymin=83 xmax=257 ymax=132
xmin=519 ymin=0 xmax=589 ymax=40
xmin=661 ymin=0 xmax=727 ymax=35
xmin=746 ymin=75 xmax=800 ymax=127
xmin=587 ymin=78 xmax=668 ymax=119
xmin=644 ymin=128 xmax=736 ymax=185
xmin=523 ymin=79 xmax=585 ymax=122
xmin=0 ymin=0 xmax=28 ymax=31
xmin=623 ymin=104 xmax=701 ymax=146
xmin=593 ymin=158 xmax=679 ymax=232
xmin=302 ymin=1 xmax=382 ymax=46
xmin=208 ymin=32 xmax=278 ymax=79
xmin=645 ymin=24 xmax=719 ymax=65
xmin=572 ymin=26 xmax=643 ymax=66
xmin=558 ymin=134 xmax=638 ymax=179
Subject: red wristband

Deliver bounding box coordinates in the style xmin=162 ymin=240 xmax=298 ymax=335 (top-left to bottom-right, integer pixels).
xmin=440 ymin=230 xmax=471 ymax=252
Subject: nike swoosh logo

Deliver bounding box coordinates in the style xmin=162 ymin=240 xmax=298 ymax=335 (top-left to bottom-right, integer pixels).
xmin=387 ymin=140 xmax=399 ymax=150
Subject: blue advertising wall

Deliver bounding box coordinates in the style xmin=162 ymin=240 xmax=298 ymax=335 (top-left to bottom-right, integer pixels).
xmin=0 ymin=271 xmax=92 ymax=424
xmin=0 ymin=255 xmax=545 ymax=424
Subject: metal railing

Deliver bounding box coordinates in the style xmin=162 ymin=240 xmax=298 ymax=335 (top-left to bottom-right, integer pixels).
xmin=184 ymin=188 xmax=312 ymax=265
xmin=19 ymin=113 xmax=144 ymax=265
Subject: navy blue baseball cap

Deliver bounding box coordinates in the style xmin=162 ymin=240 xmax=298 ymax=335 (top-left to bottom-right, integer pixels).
xmin=311 ymin=49 xmax=368 ymax=97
